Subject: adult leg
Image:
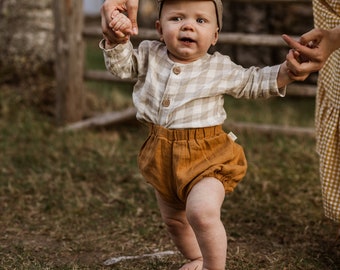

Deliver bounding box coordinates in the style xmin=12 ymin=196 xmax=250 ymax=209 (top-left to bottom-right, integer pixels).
xmin=155 ymin=192 xmax=203 ymax=269
xmin=186 ymin=177 xmax=227 ymax=270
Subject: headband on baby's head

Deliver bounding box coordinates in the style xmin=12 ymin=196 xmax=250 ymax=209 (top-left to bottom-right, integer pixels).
xmin=157 ymin=0 xmax=223 ymax=31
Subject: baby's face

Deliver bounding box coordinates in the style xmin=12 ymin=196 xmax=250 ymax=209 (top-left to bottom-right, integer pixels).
xmin=156 ymin=0 xmax=219 ymax=63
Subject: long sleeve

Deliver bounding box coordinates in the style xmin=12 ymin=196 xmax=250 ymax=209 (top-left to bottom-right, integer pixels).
xmin=99 ymin=40 xmax=138 ymax=79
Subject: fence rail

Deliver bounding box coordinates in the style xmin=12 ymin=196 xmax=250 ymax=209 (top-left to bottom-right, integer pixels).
xmin=84 ymin=27 xmax=299 ymax=47
xmin=84 ymin=70 xmax=316 ymax=97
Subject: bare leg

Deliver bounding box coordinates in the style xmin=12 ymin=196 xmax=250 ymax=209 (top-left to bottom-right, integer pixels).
xmin=155 ymin=192 xmax=203 ymax=269
xmin=186 ymin=177 xmax=227 ymax=270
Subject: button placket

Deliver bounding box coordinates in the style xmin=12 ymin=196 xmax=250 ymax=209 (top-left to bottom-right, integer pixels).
xmin=158 ymin=65 xmax=183 ymax=125
xmin=161 ymin=66 xmax=181 ymax=107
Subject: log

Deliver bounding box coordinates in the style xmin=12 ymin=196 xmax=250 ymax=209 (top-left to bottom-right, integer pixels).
xmin=286 ymin=84 xmax=316 ymax=97
xmin=84 ymin=70 xmax=137 ymax=83
xmin=84 ymin=69 xmax=317 ymax=97
xmin=60 ymin=105 xmax=315 ymax=138
xmin=217 ymin=33 xmax=297 ymax=47
xmin=225 ymin=122 xmax=315 ymax=137
xmin=60 ymin=107 xmax=137 ymax=131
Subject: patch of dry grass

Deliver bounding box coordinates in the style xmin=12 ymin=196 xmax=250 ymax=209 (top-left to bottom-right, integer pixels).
xmin=1 ymin=83 xmax=339 ymax=270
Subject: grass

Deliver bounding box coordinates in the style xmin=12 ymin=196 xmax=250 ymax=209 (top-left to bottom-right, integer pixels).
xmin=0 ymin=41 xmax=339 ymax=270
xmin=1 ymin=83 xmax=339 ymax=270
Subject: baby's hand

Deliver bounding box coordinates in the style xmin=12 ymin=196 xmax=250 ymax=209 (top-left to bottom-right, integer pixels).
xmin=104 ymin=10 xmax=132 ymax=48
xmin=110 ymin=10 xmax=132 ymax=39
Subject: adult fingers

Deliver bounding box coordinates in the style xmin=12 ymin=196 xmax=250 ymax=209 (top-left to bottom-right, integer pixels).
xmin=299 ymin=28 xmax=323 ymax=46
xmin=282 ymin=34 xmax=325 ymax=66
xmin=286 ymin=50 xmax=318 ymax=78
xmin=126 ymin=0 xmax=139 ymax=35
xmin=282 ymin=34 xmax=301 ymax=49
xmin=282 ymin=34 xmax=317 ymax=58
xmin=101 ymin=16 xmax=127 ymax=44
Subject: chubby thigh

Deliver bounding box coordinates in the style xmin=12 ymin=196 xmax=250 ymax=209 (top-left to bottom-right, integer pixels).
xmin=138 ymin=125 xmax=247 ymax=208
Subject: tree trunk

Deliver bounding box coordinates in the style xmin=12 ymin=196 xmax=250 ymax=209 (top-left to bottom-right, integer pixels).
xmin=0 ymin=0 xmax=54 ymax=82
xmin=53 ymin=0 xmax=84 ymax=124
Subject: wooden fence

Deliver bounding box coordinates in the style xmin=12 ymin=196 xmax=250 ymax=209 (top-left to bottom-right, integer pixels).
xmin=58 ymin=0 xmax=316 ymax=136
xmin=83 ymin=29 xmax=317 ymax=98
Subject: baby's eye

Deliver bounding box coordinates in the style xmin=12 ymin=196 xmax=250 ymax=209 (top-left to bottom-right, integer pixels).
xmin=171 ymin=17 xmax=182 ymax=22
xmin=197 ymin=18 xmax=206 ymax=24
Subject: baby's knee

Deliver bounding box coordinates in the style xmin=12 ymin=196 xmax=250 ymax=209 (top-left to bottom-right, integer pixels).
xmin=186 ymin=204 xmax=219 ymax=230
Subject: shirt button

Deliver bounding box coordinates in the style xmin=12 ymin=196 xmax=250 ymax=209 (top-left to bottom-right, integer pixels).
xmin=173 ymin=66 xmax=181 ymax=75
xmin=162 ymin=99 xmax=170 ymax=107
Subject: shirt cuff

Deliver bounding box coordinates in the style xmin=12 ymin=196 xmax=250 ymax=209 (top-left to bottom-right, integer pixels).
xmin=271 ymin=64 xmax=286 ymax=97
xmin=99 ymin=39 xmax=131 ymax=52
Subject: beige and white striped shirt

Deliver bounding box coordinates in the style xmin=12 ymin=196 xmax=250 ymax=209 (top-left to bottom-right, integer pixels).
xmin=100 ymin=40 xmax=285 ymax=129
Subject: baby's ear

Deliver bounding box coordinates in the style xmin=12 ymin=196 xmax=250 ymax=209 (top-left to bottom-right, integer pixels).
xmin=155 ymin=20 xmax=163 ymax=38
xmin=211 ymin=28 xmax=219 ymax=46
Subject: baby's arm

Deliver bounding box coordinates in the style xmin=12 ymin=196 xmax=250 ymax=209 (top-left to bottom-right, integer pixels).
xmin=104 ymin=10 xmax=132 ymax=49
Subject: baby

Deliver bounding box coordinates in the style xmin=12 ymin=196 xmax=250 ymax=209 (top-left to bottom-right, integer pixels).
xmin=101 ymin=1 xmax=311 ymax=269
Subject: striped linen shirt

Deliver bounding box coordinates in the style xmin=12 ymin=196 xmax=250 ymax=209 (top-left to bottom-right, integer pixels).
xmin=100 ymin=40 xmax=285 ymax=129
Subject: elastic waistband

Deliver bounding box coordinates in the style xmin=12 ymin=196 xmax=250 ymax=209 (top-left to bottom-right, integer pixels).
xmin=149 ymin=124 xmax=223 ymax=141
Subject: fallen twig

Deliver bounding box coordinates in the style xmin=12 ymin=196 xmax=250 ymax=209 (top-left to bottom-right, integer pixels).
xmin=103 ymin=250 xmax=178 ymax=266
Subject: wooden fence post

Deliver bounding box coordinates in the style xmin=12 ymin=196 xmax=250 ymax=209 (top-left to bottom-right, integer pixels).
xmin=54 ymin=0 xmax=84 ymax=124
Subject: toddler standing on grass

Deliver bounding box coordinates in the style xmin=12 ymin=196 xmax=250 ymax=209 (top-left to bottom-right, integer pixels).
xmin=100 ymin=0 xmax=311 ymax=269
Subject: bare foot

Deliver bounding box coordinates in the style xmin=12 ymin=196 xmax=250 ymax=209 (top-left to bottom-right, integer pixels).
xmin=179 ymin=259 xmax=203 ymax=270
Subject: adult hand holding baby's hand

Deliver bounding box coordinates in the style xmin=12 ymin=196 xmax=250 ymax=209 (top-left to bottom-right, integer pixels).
xmin=101 ymin=0 xmax=135 ymax=48
xmin=285 ymin=49 xmax=311 ymax=81
xmin=103 ymin=10 xmax=132 ymax=48
xmin=110 ymin=10 xmax=133 ymax=37
xmin=282 ymin=28 xmax=340 ymax=76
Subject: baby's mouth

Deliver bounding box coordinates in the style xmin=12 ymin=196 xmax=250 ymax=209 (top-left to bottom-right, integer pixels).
xmin=180 ymin=37 xmax=195 ymax=43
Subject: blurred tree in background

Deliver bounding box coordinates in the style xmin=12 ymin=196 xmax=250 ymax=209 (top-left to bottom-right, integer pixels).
xmin=0 ymin=0 xmax=54 ymax=83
